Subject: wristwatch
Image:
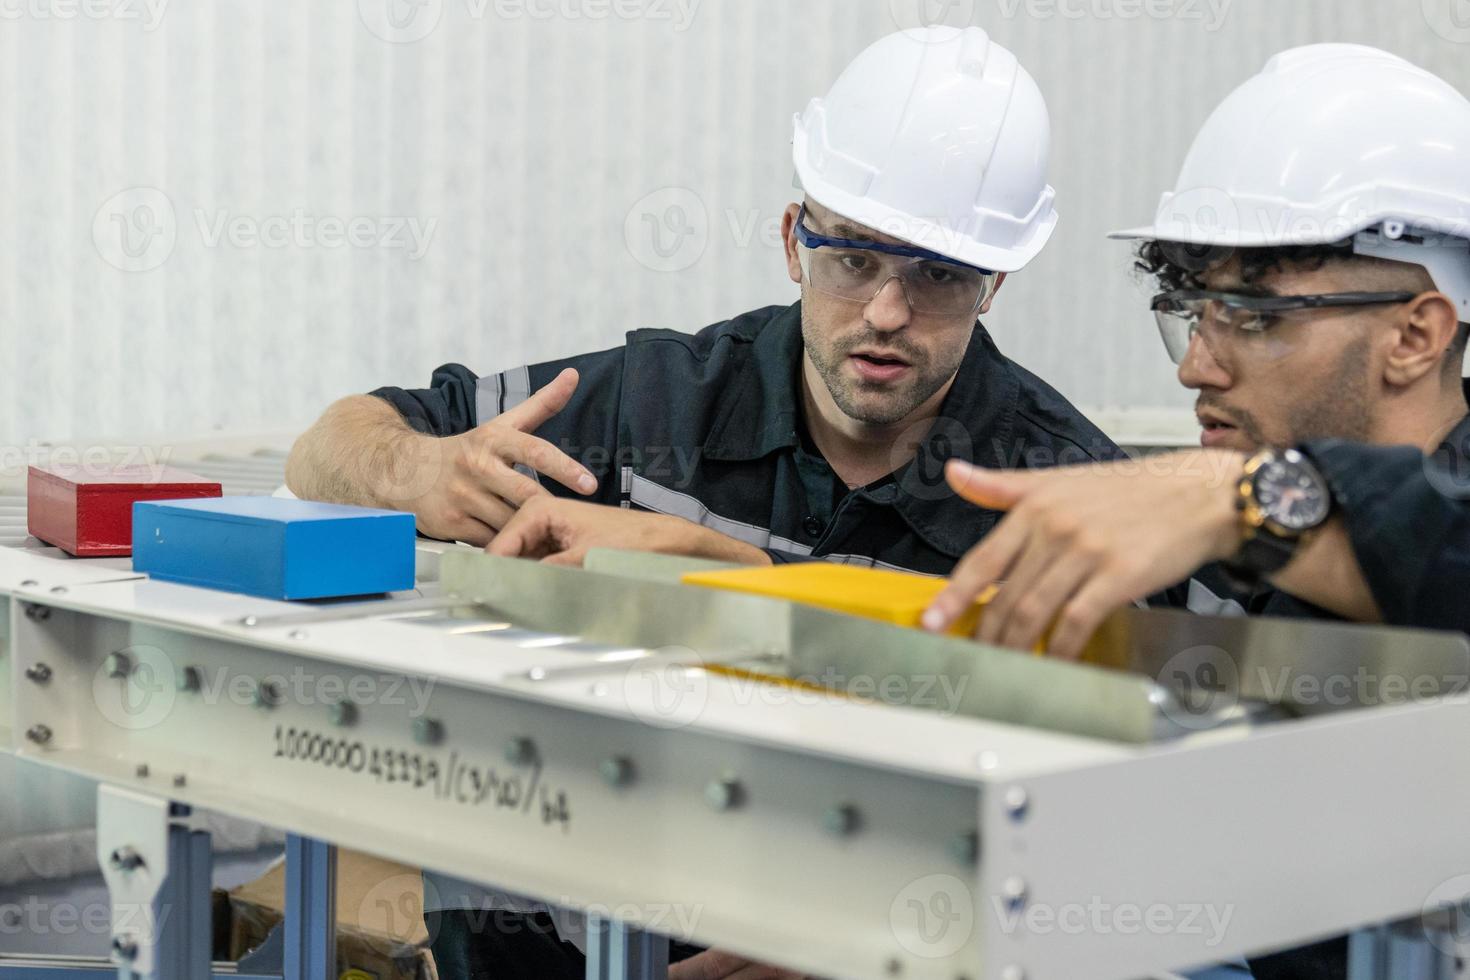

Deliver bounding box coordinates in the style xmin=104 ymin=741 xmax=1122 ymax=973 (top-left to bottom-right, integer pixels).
xmin=1222 ymin=447 xmax=1333 ymax=591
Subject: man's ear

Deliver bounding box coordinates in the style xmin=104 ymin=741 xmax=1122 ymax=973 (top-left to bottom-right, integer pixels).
xmin=978 ymin=272 xmax=1008 ymax=316
xmin=780 ymin=203 xmax=803 ymax=285
xmin=1384 ymin=291 xmax=1461 ymax=387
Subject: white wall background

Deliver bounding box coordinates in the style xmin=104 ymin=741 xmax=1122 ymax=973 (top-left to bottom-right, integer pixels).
xmin=1 ymin=0 xmax=1467 ymax=446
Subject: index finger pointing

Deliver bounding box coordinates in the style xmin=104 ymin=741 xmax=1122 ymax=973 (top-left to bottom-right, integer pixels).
xmin=499 ymin=431 xmax=599 ymax=495
xmin=499 ymin=367 xmax=580 ymax=433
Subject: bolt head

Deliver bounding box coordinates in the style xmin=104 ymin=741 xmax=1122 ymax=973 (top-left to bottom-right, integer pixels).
xmin=1003 ymin=785 xmax=1029 ymax=822
xmin=25 ymin=663 xmax=52 ymax=684
xmin=823 ymin=803 xmax=860 ymax=837
xmin=329 ymin=701 xmax=358 ymax=726
xmin=254 ymin=680 xmax=283 ymax=708
xmin=104 ymin=652 xmax=133 ymax=679
xmin=111 ymin=937 xmax=138 ymax=961
xmin=412 ymin=717 xmax=444 ymax=746
xmin=1000 ymin=876 xmax=1028 ymax=913
xmin=599 ymin=756 xmax=633 ymax=787
xmin=25 ymin=724 xmax=53 ymax=745
xmin=505 ymin=736 xmax=536 ymax=766
xmin=705 ymin=777 xmax=742 ymax=811
xmin=49 ymin=585 xmax=67 ymax=595
xmin=19 ymin=578 xmax=38 ymax=587
xmin=109 ymin=847 xmax=144 ymax=871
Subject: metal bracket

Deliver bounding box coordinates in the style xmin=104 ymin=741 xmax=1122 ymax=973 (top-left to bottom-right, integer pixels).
xmin=95 ymin=787 xmax=211 ymax=980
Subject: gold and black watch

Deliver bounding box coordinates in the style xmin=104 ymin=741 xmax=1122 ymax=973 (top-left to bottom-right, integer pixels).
xmin=1222 ymin=447 xmax=1333 ymax=592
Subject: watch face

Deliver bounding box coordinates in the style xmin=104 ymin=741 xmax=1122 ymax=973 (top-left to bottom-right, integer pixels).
xmin=1253 ymin=454 xmax=1331 ymax=532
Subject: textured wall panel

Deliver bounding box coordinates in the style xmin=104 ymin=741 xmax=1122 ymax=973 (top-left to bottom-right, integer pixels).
xmin=0 ymin=0 xmax=1466 ymax=445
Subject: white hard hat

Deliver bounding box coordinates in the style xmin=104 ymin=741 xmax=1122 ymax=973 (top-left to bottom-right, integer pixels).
xmin=1112 ymin=43 xmax=1470 ymax=321
xmin=793 ymin=27 xmax=1058 ymax=274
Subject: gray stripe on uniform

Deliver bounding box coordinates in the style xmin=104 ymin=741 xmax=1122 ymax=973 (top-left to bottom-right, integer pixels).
xmin=474 ymin=367 xmax=540 ymax=483
xmin=628 ymin=474 xmax=814 ymax=555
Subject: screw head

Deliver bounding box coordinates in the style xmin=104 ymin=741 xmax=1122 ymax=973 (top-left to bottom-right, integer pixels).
xmin=19 ymin=578 xmax=38 ymax=587
xmin=948 ymin=830 xmax=979 ymax=866
xmin=104 ymin=651 xmax=133 ymax=679
xmin=172 ymin=773 xmax=187 ymax=788
xmin=25 ymin=663 xmax=53 ymax=684
xmin=176 ymin=666 xmax=202 ymax=693
xmin=24 ymin=603 xmax=51 ymax=621
xmin=49 ymin=585 xmax=67 ymax=595
xmin=254 ymin=679 xmax=283 ymax=709
xmin=599 ymin=756 xmax=634 ymax=788
xmin=823 ymin=803 xmax=860 ymax=837
xmin=109 ymin=847 xmax=145 ymax=871
xmin=704 ymin=776 xmax=743 ymax=811
xmin=111 ymin=937 xmax=138 ymax=962
xmin=1003 ymin=785 xmax=1029 ymax=822
xmin=505 ymin=736 xmax=536 ymax=766
xmin=1000 ymin=876 xmax=1028 ymax=913
xmin=329 ymin=701 xmax=358 ymax=727
xmin=135 ymin=763 xmax=150 ymax=778
xmin=25 ymin=724 xmax=53 ymax=745
xmin=412 ymin=717 xmax=444 ymax=746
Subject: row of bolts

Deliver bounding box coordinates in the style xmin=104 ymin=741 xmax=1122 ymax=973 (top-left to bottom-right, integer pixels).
xmin=16 ymin=596 xmax=1037 ymax=976
xmin=24 ymin=648 xmax=1011 ymax=859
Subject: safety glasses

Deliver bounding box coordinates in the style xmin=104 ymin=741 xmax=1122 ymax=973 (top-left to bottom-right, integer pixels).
xmin=1150 ymin=289 xmax=1419 ymax=364
xmin=793 ymin=205 xmax=999 ymax=318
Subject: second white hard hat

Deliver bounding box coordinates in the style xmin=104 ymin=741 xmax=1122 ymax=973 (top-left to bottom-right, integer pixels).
xmin=1112 ymin=43 xmax=1470 ymax=321
xmin=793 ymin=27 xmax=1058 ymax=274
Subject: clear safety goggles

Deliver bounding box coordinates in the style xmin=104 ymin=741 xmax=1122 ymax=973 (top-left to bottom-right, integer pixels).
xmin=794 ymin=205 xmax=999 ymax=318
xmin=1150 ymin=289 xmax=1419 ymax=364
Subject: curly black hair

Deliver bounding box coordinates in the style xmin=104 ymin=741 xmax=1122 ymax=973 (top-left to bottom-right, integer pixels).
xmin=1132 ymin=238 xmax=1356 ymax=294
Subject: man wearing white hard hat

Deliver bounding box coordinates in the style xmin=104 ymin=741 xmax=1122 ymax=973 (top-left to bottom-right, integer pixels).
xmin=927 ymin=44 xmax=1470 ymax=975
xmin=287 ymin=27 xmax=1115 ymax=979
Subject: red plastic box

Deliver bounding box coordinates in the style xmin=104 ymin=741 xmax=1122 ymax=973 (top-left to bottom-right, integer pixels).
xmin=28 ymin=464 xmax=223 ymax=557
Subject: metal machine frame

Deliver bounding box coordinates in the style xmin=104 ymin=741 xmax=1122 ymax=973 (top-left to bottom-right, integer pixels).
xmin=3 ymin=545 xmax=1470 ymax=980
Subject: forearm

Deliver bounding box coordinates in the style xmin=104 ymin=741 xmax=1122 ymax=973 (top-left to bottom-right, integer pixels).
xmin=285 ymin=395 xmax=427 ymax=508
xmin=1268 ymin=518 xmax=1383 ymax=622
xmin=659 ymin=516 xmax=773 ymax=566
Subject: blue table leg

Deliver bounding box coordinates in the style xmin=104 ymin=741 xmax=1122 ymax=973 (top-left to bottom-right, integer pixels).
xmin=585 ymin=914 xmax=669 ymax=980
xmin=282 ymin=835 xmax=336 ymax=980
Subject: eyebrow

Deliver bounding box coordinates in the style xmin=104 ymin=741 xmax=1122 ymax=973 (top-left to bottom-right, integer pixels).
xmin=826 ymin=221 xmax=878 ymax=242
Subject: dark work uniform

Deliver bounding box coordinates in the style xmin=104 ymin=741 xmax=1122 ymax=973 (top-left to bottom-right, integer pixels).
xmin=371 ymin=301 xmax=1119 ymax=979
xmin=373 ymin=301 xmax=1122 ymax=573
xmin=1243 ymin=384 xmax=1470 ymax=980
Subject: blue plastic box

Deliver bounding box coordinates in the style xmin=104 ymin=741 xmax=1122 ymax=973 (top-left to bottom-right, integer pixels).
xmin=132 ymin=497 xmax=417 ymax=600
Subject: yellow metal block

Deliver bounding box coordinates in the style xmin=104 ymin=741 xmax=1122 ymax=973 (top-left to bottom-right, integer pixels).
xmin=681 ymin=562 xmax=996 ymax=637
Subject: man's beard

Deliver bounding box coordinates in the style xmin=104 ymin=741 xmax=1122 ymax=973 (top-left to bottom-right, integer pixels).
xmin=801 ymin=313 xmax=961 ymax=427
xmin=1201 ymin=333 xmax=1374 ymax=449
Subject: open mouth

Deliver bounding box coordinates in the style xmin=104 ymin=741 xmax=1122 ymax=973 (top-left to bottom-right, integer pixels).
xmin=1198 ymin=413 xmax=1241 ymax=447
xmin=852 ymin=353 xmax=909 ymax=368
xmin=849 ymin=351 xmax=912 ymax=383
